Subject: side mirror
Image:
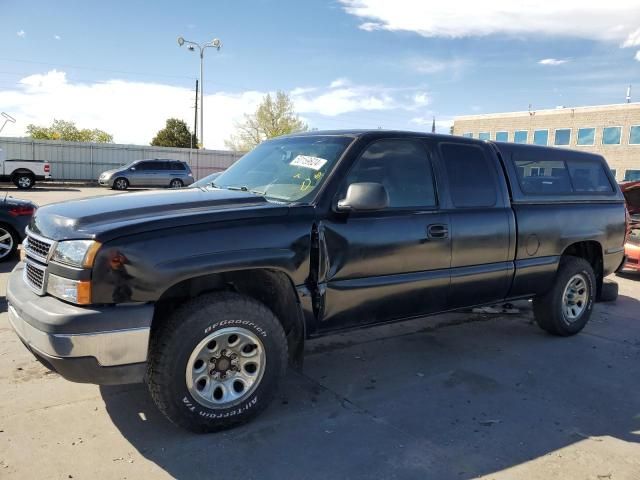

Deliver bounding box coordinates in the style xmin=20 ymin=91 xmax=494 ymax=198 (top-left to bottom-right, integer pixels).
xmin=337 ymin=182 xmax=389 ymax=212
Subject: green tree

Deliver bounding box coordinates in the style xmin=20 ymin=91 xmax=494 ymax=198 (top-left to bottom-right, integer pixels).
xmin=150 ymin=118 xmax=197 ymax=148
xmin=26 ymin=119 xmax=113 ymax=143
xmin=225 ymin=91 xmax=307 ymax=151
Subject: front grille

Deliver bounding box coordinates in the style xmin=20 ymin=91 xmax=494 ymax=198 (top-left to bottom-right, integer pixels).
xmin=24 ymin=231 xmax=53 ymax=262
xmin=23 ymin=261 xmax=46 ymax=294
xmin=627 ymin=257 xmax=639 ymax=265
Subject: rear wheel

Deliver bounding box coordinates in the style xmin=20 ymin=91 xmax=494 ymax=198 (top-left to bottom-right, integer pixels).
xmin=13 ymin=173 xmax=34 ymax=190
xmin=113 ymin=177 xmax=129 ymax=190
xmin=533 ymin=256 xmax=596 ymax=336
xmin=147 ymin=292 xmax=288 ymax=433
xmin=169 ymin=179 xmax=183 ymax=189
xmin=0 ymin=224 xmax=18 ymax=262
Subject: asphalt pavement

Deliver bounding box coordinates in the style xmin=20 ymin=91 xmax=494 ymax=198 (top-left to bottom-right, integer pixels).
xmin=0 ymin=187 xmax=638 ymax=479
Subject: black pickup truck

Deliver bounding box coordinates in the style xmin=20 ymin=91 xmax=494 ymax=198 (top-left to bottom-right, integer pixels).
xmin=7 ymin=130 xmax=627 ymax=432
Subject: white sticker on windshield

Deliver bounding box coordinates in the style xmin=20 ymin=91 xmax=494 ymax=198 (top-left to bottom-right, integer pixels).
xmin=290 ymin=155 xmax=328 ymax=171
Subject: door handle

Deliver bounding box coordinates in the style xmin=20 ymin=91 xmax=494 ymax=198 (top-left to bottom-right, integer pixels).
xmin=427 ymin=224 xmax=449 ymax=239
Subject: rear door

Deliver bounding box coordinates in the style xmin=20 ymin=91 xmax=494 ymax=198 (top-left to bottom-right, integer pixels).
xmin=433 ymin=140 xmax=514 ymax=308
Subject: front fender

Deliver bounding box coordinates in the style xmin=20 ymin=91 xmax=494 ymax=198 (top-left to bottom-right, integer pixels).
xmin=90 ymin=216 xmax=314 ymax=304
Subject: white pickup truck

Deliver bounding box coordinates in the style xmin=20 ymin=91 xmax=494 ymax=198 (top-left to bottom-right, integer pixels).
xmin=0 ymin=147 xmax=51 ymax=189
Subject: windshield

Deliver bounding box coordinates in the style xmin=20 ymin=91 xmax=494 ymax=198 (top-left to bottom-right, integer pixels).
xmin=211 ymin=135 xmax=354 ymax=202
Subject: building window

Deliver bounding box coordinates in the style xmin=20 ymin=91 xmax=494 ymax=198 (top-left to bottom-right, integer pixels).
xmin=602 ymin=126 xmax=622 ymax=145
xmin=554 ymin=128 xmax=571 ymax=146
xmin=625 ymin=170 xmax=640 ymax=181
xmin=629 ymin=126 xmax=640 ymax=145
xmin=533 ymin=129 xmax=548 ymax=146
xmin=478 ymin=132 xmax=490 ymax=141
xmin=462 ymin=132 xmax=473 ymax=138
xmin=495 ymin=131 xmax=508 ymax=142
xmin=514 ymin=130 xmax=528 ymax=144
xmin=577 ymin=127 xmax=596 ymax=146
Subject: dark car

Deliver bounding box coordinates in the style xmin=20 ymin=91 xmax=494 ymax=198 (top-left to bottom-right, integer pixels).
xmin=98 ymin=159 xmax=194 ymax=190
xmin=7 ymin=130 xmax=626 ymax=432
xmin=0 ymin=194 xmax=36 ymax=261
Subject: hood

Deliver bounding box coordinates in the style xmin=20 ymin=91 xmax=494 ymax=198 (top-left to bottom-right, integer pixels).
xmin=99 ymin=168 xmax=122 ymax=177
xmin=2 ymin=194 xmax=37 ymax=208
xmin=29 ymin=188 xmax=288 ymax=242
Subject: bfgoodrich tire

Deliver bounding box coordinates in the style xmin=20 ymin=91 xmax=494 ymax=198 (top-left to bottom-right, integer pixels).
xmin=533 ymin=256 xmax=596 ymax=336
xmin=146 ymin=292 xmax=288 ymax=433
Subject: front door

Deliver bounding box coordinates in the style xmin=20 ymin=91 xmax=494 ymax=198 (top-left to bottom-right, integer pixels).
xmin=319 ymin=138 xmax=451 ymax=331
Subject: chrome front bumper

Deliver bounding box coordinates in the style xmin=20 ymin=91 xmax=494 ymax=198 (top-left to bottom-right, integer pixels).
xmin=7 ymin=263 xmax=154 ymax=384
xmin=8 ymin=304 xmax=150 ymax=366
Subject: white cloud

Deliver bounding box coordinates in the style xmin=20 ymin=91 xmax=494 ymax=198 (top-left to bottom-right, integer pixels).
xmin=622 ymin=28 xmax=640 ymax=47
xmin=0 ymin=71 xmax=432 ymax=147
xmin=54 ymin=35 xmax=61 ymax=40
xmin=635 ymin=51 xmax=640 ymax=62
xmin=292 ymin=79 xmax=430 ymax=116
xmin=16 ymin=30 xmax=25 ymax=38
xmin=340 ymin=0 xmax=640 ymax=43
xmin=0 ymin=70 xmax=265 ymax=149
xmin=538 ymin=58 xmax=569 ymax=66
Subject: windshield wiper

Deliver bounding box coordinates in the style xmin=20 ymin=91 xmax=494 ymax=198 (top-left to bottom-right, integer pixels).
xmin=224 ymin=185 xmax=266 ymax=196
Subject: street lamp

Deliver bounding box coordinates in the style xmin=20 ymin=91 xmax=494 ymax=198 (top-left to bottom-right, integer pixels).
xmin=177 ymin=36 xmax=222 ymax=149
xmin=0 ymin=112 xmax=16 ymax=135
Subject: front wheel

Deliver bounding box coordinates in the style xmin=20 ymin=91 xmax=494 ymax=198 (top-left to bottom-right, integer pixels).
xmin=533 ymin=256 xmax=596 ymax=336
xmin=147 ymin=292 xmax=288 ymax=433
xmin=112 ymin=177 xmax=129 ymax=190
xmin=0 ymin=224 xmax=18 ymax=262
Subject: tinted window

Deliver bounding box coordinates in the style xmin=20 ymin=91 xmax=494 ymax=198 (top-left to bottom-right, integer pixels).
xmin=136 ymin=161 xmax=155 ymax=171
xmin=566 ymin=160 xmax=613 ymax=192
xmin=603 ymin=127 xmax=622 ymax=145
xmin=495 ymin=131 xmax=508 ymax=142
xmin=156 ymin=162 xmax=170 ymax=170
xmin=440 ymin=143 xmax=497 ymax=207
xmin=514 ymin=130 xmax=528 ymax=144
xmin=630 ymin=126 xmax=640 ymax=145
xmin=624 ymin=170 xmax=640 ymax=181
xmin=171 ymin=161 xmax=186 ymax=171
xmin=514 ymin=159 xmax=572 ymax=194
xmin=577 ymin=128 xmax=595 ymax=146
xmin=478 ymin=132 xmax=490 ymax=141
xmin=345 ymin=139 xmax=436 ymax=208
xmin=533 ymin=130 xmax=548 ymax=146
xmin=555 ymin=129 xmax=571 ymax=146
xmin=514 ymin=157 xmax=613 ymax=194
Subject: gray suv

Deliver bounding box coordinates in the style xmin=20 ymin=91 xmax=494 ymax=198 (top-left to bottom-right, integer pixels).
xmin=99 ymin=159 xmax=194 ymax=190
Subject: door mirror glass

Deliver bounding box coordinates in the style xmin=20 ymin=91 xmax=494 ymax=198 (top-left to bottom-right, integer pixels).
xmin=337 ymin=182 xmax=389 ymax=211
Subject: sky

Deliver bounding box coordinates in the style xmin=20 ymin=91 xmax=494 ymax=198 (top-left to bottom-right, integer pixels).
xmin=1 ymin=0 xmax=640 ymax=149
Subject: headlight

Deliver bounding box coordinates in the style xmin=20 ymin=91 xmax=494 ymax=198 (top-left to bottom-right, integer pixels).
xmin=47 ymin=273 xmax=91 ymax=305
xmin=51 ymin=240 xmax=101 ymax=267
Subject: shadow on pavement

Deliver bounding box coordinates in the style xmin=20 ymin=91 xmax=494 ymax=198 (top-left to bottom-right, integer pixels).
xmin=101 ymin=305 xmax=640 ymax=480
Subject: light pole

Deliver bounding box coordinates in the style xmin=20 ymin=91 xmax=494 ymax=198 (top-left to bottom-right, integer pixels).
xmin=0 ymin=112 xmax=16 ymax=135
xmin=177 ymin=36 xmax=222 ymax=149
